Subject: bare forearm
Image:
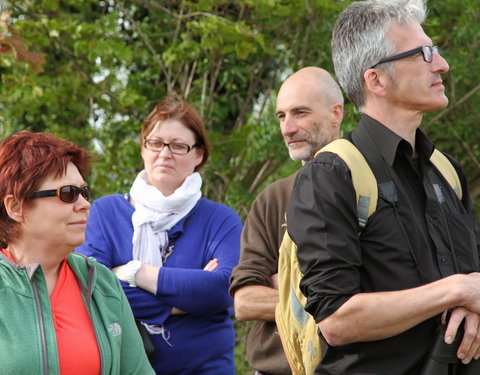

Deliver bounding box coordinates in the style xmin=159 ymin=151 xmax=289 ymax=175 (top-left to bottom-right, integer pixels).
xmin=319 ymin=274 xmax=476 ymax=346
xmin=135 ymin=264 xmax=159 ymax=294
xmin=234 ymin=285 xmax=279 ymax=322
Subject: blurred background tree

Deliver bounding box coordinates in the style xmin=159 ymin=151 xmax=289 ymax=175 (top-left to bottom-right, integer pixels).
xmin=1 ymin=0 xmax=479 ymax=373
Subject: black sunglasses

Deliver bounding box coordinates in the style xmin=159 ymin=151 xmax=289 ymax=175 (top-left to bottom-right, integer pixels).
xmin=371 ymin=45 xmax=439 ymax=69
xmin=31 ymin=185 xmax=91 ymax=203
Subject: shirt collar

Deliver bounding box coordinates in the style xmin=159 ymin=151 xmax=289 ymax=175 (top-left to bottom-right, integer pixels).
xmin=359 ymin=114 xmax=435 ymax=166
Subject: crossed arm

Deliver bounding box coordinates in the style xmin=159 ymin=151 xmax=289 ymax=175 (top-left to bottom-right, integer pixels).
xmin=114 ymin=259 xmax=219 ymax=315
xmin=318 ymin=273 xmax=480 ymax=364
xmin=233 ymin=274 xmax=279 ymax=322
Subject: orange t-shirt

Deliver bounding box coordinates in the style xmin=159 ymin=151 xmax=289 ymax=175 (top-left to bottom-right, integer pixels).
xmin=2 ymin=249 xmax=101 ymax=374
xmin=51 ymin=259 xmax=101 ymax=374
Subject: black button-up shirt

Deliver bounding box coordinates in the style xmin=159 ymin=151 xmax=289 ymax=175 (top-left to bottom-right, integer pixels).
xmin=287 ymin=114 xmax=480 ymax=374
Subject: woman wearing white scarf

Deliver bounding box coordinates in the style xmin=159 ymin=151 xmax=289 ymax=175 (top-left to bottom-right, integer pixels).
xmin=76 ymin=94 xmax=242 ymax=375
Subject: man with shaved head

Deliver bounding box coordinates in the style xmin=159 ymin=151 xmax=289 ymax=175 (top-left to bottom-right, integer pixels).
xmin=229 ymin=67 xmax=343 ymax=375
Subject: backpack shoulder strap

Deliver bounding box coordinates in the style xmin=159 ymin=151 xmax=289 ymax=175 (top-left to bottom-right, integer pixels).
xmin=315 ymin=139 xmax=377 ymax=229
xmin=276 ymin=230 xmax=321 ymax=375
xmin=430 ymin=149 xmax=463 ymax=200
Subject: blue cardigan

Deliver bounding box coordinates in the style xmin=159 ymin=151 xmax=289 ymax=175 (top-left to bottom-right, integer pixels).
xmin=76 ymin=194 xmax=242 ymax=375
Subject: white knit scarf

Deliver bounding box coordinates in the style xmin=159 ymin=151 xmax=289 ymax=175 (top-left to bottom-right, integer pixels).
xmin=130 ymin=170 xmax=202 ymax=267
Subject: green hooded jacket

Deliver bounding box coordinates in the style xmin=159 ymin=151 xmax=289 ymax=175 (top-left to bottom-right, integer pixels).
xmin=0 ymin=252 xmax=155 ymax=375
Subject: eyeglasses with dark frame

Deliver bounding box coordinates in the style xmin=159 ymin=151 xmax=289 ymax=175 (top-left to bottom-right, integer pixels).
xmin=31 ymin=185 xmax=91 ymax=203
xmin=370 ymin=45 xmax=439 ymax=69
xmin=143 ymin=138 xmax=197 ymax=155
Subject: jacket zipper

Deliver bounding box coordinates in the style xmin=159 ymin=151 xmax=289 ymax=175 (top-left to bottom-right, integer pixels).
xmin=31 ymin=277 xmax=49 ymax=375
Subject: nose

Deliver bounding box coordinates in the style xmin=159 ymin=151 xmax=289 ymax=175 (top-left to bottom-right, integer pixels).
xmin=158 ymin=144 xmax=173 ymax=158
xmin=280 ymin=114 xmax=299 ymax=138
xmin=432 ymin=50 xmax=449 ymax=74
xmin=74 ymin=194 xmax=91 ymax=211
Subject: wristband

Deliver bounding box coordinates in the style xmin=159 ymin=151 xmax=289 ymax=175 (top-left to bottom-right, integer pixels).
xmin=126 ymin=260 xmax=142 ymax=287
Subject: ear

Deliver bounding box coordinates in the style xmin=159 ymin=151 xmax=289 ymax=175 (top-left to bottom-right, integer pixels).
xmin=363 ymin=68 xmax=388 ymax=97
xmin=4 ymin=195 xmax=24 ymax=223
xmin=194 ymin=148 xmax=205 ymax=168
xmin=330 ymin=103 xmax=344 ymax=129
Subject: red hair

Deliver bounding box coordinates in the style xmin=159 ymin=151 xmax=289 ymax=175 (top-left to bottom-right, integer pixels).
xmin=141 ymin=93 xmax=211 ymax=171
xmin=0 ymin=130 xmax=92 ymax=246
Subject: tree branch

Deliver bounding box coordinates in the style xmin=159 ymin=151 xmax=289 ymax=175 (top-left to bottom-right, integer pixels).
xmin=129 ymin=0 xmax=256 ymax=36
xmin=117 ymin=2 xmax=171 ymax=90
xmin=423 ymin=83 xmax=480 ymax=131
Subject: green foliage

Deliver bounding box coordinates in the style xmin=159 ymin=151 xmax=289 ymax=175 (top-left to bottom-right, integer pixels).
xmin=1 ymin=1 xmax=479 ymax=372
xmin=233 ymin=319 xmax=253 ymax=374
xmin=421 ymin=0 xmax=480 ymax=212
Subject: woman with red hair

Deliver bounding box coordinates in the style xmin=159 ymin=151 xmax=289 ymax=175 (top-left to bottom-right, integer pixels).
xmin=0 ymin=130 xmax=154 ymax=375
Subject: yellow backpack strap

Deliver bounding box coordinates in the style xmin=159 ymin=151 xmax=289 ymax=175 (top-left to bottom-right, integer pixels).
xmin=276 ymin=231 xmax=321 ymax=375
xmin=315 ymin=139 xmax=377 ymax=228
xmin=430 ymin=149 xmax=462 ymax=200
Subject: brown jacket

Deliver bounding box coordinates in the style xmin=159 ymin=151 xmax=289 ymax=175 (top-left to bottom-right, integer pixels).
xmin=230 ymin=173 xmax=296 ymax=375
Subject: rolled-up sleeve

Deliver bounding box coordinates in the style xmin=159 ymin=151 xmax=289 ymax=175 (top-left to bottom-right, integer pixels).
xmin=286 ymin=153 xmax=362 ymax=322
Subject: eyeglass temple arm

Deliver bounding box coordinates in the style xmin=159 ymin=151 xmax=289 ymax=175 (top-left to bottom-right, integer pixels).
xmin=31 ymin=190 xmax=57 ymax=198
xmin=372 ymin=47 xmax=424 ymax=68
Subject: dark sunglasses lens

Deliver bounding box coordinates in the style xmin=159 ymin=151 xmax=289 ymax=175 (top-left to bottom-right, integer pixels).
xmin=59 ymin=186 xmax=78 ymax=203
xmin=80 ymin=186 xmax=90 ymax=202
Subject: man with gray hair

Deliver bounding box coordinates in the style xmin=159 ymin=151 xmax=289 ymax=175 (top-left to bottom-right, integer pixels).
xmin=230 ymin=66 xmax=343 ymax=375
xmin=287 ymin=1 xmax=480 ymax=374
